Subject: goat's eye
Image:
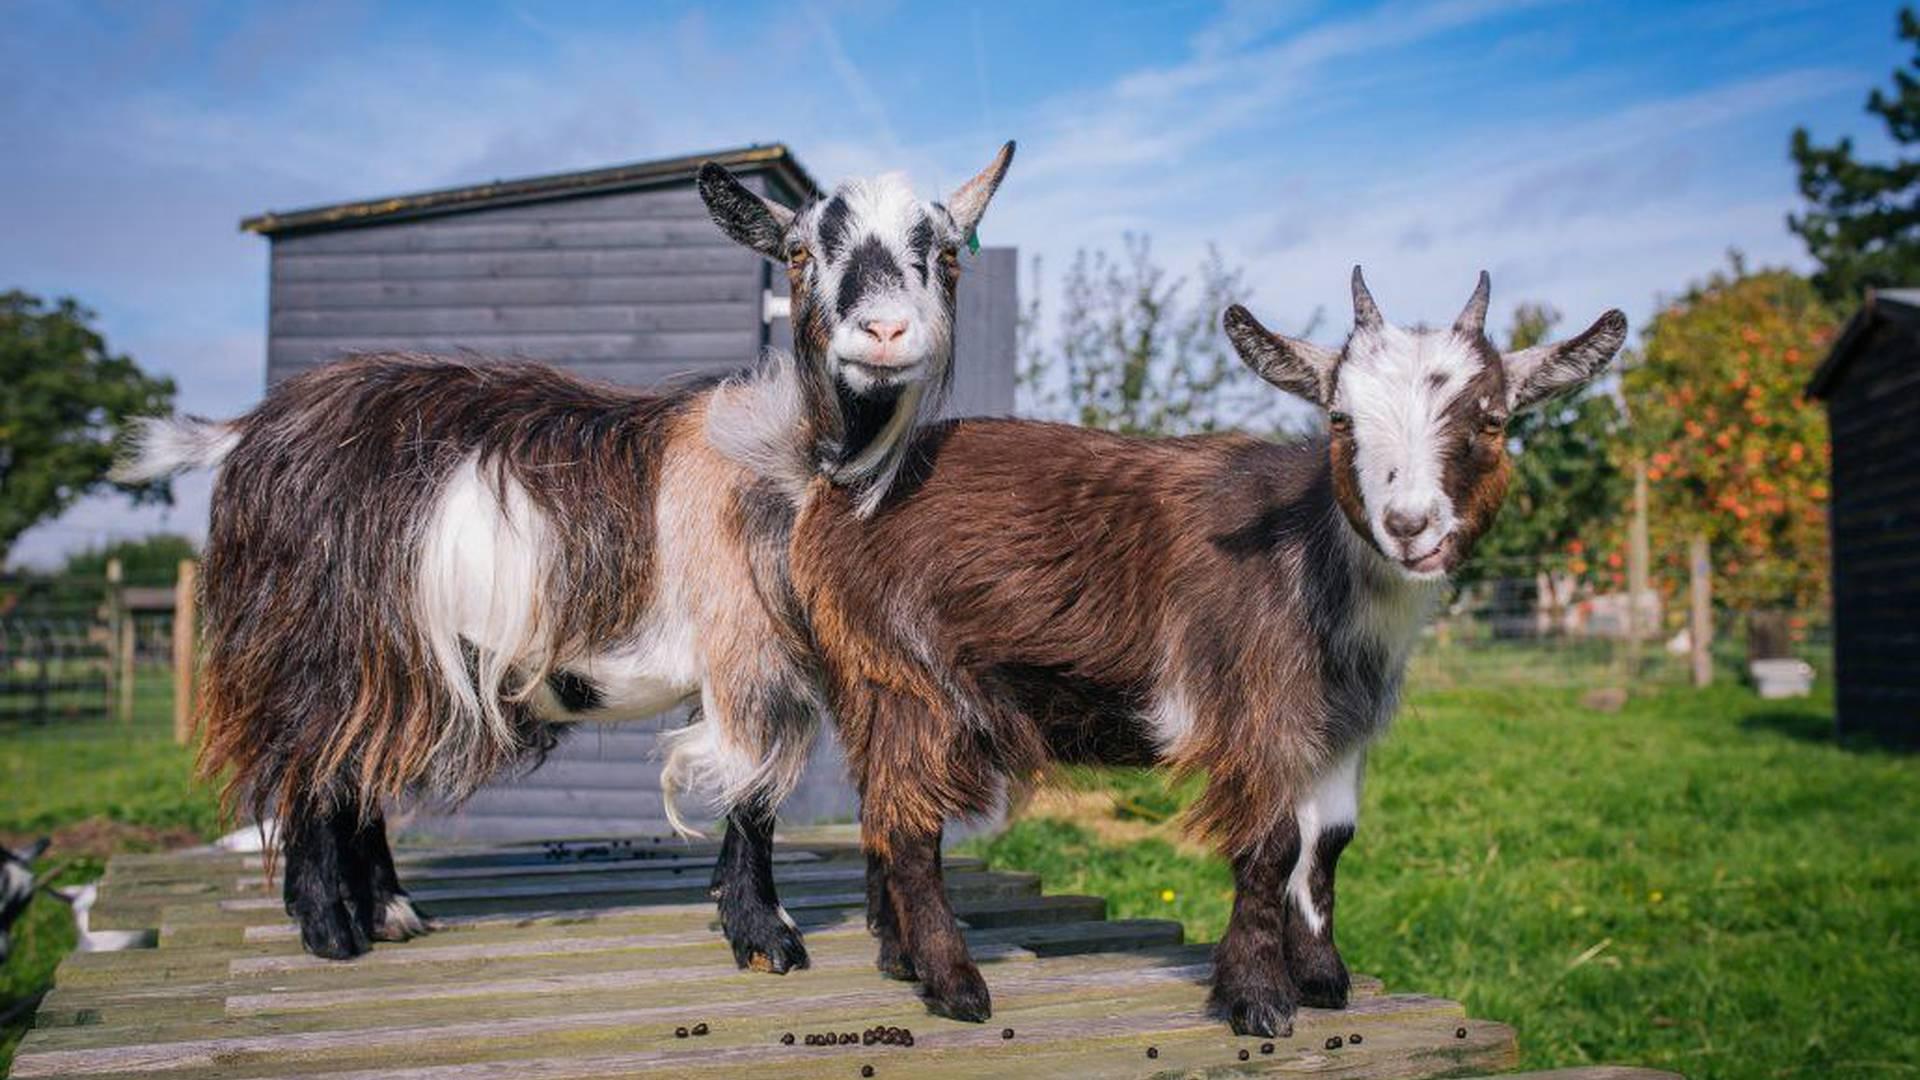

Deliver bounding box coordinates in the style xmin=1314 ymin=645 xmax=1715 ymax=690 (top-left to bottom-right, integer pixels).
xmin=1481 ymin=413 xmax=1508 ymax=434
xmin=939 ymin=246 xmax=960 ymax=268
xmin=788 ymin=246 xmax=810 ymax=269
xmin=1328 ymin=411 xmax=1352 ymax=432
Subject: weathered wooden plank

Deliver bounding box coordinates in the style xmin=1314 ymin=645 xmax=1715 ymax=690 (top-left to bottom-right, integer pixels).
xmin=276 ymin=219 xmax=740 ymax=256
xmin=266 ymin=329 xmax=758 ymax=366
xmin=1488 ymin=1070 xmax=1684 ymax=1079
xmin=270 ymin=247 xmax=757 ymax=284
xmin=11 ymin=983 xmax=1466 ymax=1076
xmin=271 ymin=273 xmax=758 ymax=310
xmin=270 ymin=302 xmax=754 ymax=338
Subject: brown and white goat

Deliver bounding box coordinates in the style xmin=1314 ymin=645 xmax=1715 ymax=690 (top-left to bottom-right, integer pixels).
xmin=113 ymin=144 xmax=1014 ymax=964
xmin=788 ymin=269 xmax=1626 ymax=1031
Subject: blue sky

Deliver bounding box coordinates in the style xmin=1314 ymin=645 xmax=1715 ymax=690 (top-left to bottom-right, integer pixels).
xmin=1 ymin=0 xmax=1902 ymax=565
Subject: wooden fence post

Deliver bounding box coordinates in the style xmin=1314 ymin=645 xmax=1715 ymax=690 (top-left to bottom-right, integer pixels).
xmin=1689 ymin=535 xmax=1713 ymax=688
xmin=173 ymin=559 xmax=198 ymax=745
xmin=106 ymin=557 xmax=129 ymax=724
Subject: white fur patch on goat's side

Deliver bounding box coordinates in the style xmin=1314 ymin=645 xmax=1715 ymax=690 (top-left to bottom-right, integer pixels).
xmin=109 ymin=416 xmax=241 ymax=482
xmin=1286 ymin=748 xmax=1364 ymax=936
xmin=1148 ymin=682 xmax=1199 ymax=758
xmin=414 ymin=456 xmax=553 ymax=775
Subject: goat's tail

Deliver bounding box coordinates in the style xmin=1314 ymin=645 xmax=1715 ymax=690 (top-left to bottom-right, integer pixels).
xmin=110 ymin=415 xmax=241 ymax=482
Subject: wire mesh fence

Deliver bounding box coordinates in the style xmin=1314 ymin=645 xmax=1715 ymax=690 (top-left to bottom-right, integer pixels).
xmin=1409 ymin=553 xmax=1831 ymax=692
xmin=0 ymin=573 xmax=181 ymax=727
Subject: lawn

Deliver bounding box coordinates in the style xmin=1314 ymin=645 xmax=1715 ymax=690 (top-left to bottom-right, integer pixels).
xmin=963 ymin=679 xmax=1920 ymax=1079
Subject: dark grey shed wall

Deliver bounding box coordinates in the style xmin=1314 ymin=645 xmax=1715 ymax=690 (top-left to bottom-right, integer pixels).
xmin=265 ymin=184 xmax=767 ymax=387
xmin=1811 ymin=294 xmax=1920 ymax=748
xmin=255 ymin=163 xmax=1017 ymax=840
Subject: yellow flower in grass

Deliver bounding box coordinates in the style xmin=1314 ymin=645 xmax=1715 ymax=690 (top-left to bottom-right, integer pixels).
xmin=1160 ymin=889 xmax=1176 ymax=903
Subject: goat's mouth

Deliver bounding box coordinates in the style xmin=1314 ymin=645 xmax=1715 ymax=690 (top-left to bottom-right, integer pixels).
xmin=1399 ymin=537 xmax=1453 ymax=576
xmin=837 ymin=356 xmax=925 ymax=381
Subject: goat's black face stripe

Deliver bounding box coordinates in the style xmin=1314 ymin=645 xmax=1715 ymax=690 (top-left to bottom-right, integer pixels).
xmin=817 ymin=196 xmax=851 ymax=262
xmin=837 ymin=236 xmax=905 ymax=318
xmin=907 ymin=217 xmax=935 ymax=284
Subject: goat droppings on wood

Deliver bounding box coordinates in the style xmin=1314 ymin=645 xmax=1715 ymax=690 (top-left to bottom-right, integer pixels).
xmin=1326 ymin=1036 xmax=1343 ymax=1050
xmin=1260 ymin=1042 xmax=1275 ymax=1054
xmin=862 ymin=1067 xmax=876 ymax=1078
xmin=1349 ymin=1032 xmax=1362 ymax=1044
xmin=781 ymin=1032 xmax=795 ymax=1045
xmin=1239 ymin=1048 xmax=1251 ymax=1061
xmin=691 ymin=1022 xmax=708 ymax=1036
xmin=674 ymin=1027 xmax=688 ymax=1039
xmin=1001 ymin=1027 xmax=1014 ymax=1040
xmin=1456 ymin=1026 xmax=1469 ymax=1039
xmin=1146 ymin=1046 xmax=1159 ymax=1059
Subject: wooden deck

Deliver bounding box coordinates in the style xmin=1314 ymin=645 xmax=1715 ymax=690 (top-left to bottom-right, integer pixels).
xmin=11 ymin=833 xmax=1653 ymax=1078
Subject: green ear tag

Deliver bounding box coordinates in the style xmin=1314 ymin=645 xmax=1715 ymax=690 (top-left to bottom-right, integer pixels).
xmin=966 ymin=228 xmax=981 ymax=255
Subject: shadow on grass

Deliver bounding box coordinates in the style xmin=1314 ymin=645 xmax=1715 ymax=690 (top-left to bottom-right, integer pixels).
xmin=1736 ymin=702 xmax=1911 ymax=754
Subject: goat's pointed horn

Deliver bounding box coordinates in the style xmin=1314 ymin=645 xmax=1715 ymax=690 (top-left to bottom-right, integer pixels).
xmin=1454 ymin=270 xmax=1492 ymax=338
xmin=1351 ymin=265 xmax=1383 ymax=331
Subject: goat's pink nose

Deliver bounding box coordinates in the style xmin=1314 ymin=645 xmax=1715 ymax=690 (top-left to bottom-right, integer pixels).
xmin=1384 ymin=508 xmax=1431 ymax=540
xmin=862 ymin=319 xmax=909 ymax=345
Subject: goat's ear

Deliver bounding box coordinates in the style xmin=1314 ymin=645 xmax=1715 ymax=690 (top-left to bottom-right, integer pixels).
xmin=946 ymin=141 xmax=1016 ymax=239
xmin=1224 ymin=304 xmax=1339 ymax=406
xmin=1502 ymin=308 xmax=1629 ymax=411
xmin=697 ymin=162 xmax=794 ymax=261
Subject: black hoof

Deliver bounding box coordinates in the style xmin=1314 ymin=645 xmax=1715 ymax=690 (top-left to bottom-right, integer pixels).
xmin=1293 ymin=957 xmax=1350 ymax=1009
xmin=722 ymin=904 xmax=810 ymax=975
xmin=371 ymin=894 xmax=435 ymax=943
xmin=1286 ymin=922 xmax=1351 ymax=1009
xmin=296 ymin=900 xmax=371 ymax=960
xmin=920 ymin=962 xmax=992 ymax=1022
xmin=1210 ymin=984 xmax=1297 ymax=1038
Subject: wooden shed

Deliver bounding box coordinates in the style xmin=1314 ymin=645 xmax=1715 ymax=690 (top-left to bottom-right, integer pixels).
xmin=242 ymin=145 xmax=1020 ymax=837
xmin=1806 ymin=288 xmax=1920 ymax=747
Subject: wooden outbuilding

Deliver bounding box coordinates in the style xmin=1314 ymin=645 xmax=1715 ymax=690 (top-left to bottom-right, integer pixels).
xmin=1806 ymin=288 xmax=1920 ymax=747
xmin=241 ymin=145 xmax=1020 ymax=837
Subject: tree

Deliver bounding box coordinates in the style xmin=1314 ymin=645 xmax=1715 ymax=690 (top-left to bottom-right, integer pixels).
xmin=0 ymin=290 xmax=175 ymax=564
xmin=1018 ymin=235 xmax=1316 ymax=437
xmin=1789 ymin=6 xmax=1920 ymax=301
xmin=61 ymin=533 xmax=198 ymax=585
xmin=1621 ymin=261 xmax=1837 ymax=612
xmin=1464 ymin=303 xmax=1627 ymax=617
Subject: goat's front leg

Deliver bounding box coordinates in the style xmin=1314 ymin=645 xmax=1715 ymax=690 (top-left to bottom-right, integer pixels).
xmin=1285 ymin=749 xmax=1363 ymax=1008
xmin=1209 ymin=817 xmax=1302 ymax=1036
xmin=710 ymin=798 xmax=809 ymax=974
xmin=877 ymin=824 xmax=990 ymax=1021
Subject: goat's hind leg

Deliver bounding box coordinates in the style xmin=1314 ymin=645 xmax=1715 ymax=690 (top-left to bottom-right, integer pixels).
xmin=283 ymin=800 xmax=372 ymax=960
xmin=710 ymin=798 xmax=809 ymax=973
xmin=355 ymin=809 xmax=432 ymax=942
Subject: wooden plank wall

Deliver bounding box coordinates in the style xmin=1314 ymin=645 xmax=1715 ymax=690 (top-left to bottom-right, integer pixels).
xmin=265 ymin=185 xmax=766 ymax=386
xmin=1826 ymin=320 xmax=1920 ymax=746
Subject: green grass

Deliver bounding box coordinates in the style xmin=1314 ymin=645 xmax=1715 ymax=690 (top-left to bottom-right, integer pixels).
xmin=0 ymin=673 xmax=221 ymax=1070
xmin=962 ymin=680 xmax=1920 ymax=1079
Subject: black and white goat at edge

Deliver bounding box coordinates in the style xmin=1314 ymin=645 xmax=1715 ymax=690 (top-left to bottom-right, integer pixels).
xmin=110 ymin=141 xmax=1015 ymax=965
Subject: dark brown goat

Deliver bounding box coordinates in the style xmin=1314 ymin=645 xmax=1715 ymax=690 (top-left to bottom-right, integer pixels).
xmin=113 ymin=145 xmax=1014 ymax=965
xmin=789 ymin=270 xmax=1627 ymax=1033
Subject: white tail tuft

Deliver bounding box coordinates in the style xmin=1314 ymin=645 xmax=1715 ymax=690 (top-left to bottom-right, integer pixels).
xmin=111 ymin=416 xmax=241 ymax=482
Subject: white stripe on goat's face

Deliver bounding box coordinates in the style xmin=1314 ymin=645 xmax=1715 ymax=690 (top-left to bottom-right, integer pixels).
xmin=1332 ymin=323 xmax=1498 ymax=578
xmin=789 ymin=174 xmax=963 ymax=396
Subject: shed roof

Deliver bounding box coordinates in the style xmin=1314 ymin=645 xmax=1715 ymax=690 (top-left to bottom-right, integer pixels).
xmin=240 ymin=143 xmax=819 ymax=237
xmin=1807 ymin=287 xmax=1920 ymax=401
